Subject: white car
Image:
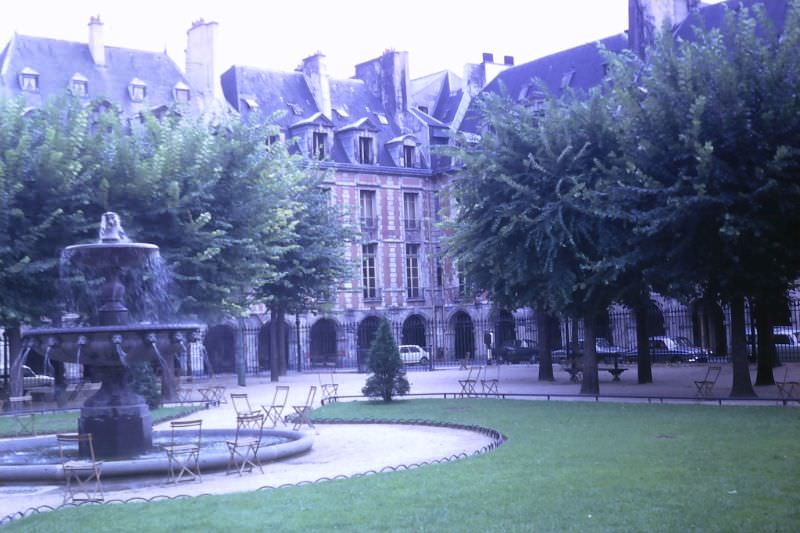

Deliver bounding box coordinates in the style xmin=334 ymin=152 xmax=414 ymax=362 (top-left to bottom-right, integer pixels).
xmin=21 ymin=365 xmax=55 ymax=390
xmin=398 ymin=345 xmax=430 ymax=366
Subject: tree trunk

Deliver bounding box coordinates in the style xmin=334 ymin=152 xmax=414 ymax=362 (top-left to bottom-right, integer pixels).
xmin=277 ymin=307 xmax=288 ymax=376
xmin=634 ymin=302 xmax=652 ymax=384
xmin=580 ymin=312 xmax=600 ymax=395
xmin=753 ymin=296 xmax=776 ymax=386
xmin=536 ymin=305 xmax=554 ymax=381
xmin=8 ymin=325 xmax=25 ymax=397
xmin=729 ymin=296 xmax=757 ymax=398
xmin=269 ymin=307 xmax=280 ymax=382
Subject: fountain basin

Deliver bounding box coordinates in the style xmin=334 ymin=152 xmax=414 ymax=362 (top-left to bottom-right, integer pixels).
xmin=0 ymin=428 xmax=313 ymax=482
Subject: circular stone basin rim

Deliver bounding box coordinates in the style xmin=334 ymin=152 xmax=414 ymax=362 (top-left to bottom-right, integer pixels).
xmin=0 ymin=428 xmax=313 ymax=482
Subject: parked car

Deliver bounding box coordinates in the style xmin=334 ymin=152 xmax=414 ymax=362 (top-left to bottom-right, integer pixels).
xmin=623 ymin=336 xmax=709 ymax=363
xmin=496 ymin=339 xmax=538 ymax=364
xmin=747 ymin=326 xmax=800 ymax=362
xmin=551 ymin=338 xmax=624 ymax=364
xmin=398 ymin=345 xmax=430 ymax=366
xmin=0 ymin=365 xmax=56 ymax=392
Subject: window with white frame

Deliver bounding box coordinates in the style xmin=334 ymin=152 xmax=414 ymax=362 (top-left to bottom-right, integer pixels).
xmin=128 ymin=79 xmax=147 ymax=102
xmin=403 ymin=192 xmax=419 ymax=230
xmin=405 ymin=244 xmax=421 ymax=299
xmin=362 ymin=243 xmax=378 ymax=300
xmin=19 ymin=68 xmax=39 ymax=92
xmin=313 ymin=131 xmax=327 ymax=160
xmin=403 ymin=145 xmax=415 ymax=168
xmin=360 ymin=190 xmax=376 ymax=228
xmin=358 ymin=136 xmax=373 ymax=164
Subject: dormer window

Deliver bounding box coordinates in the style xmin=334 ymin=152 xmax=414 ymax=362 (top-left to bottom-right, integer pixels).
xmin=128 ymin=78 xmax=147 ymax=102
xmin=69 ymin=73 xmax=88 ymax=97
xmin=403 ymin=145 xmax=415 ymax=168
xmin=173 ymin=81 xmax=190 ymax=104
xmin=358 ymin=136 xmax=374 ymax=164
xmin=417 ymin=105 xmax=429 ymax=114
xmin=313 ymin=132 xmax=327 ymax=160
xmin=375 ymin=113 xmax=389 ymax=125
xmin=561 ymin=70 xmax=575 ymax=90
xmin=18 ymin=68 xmax=39 ymax=92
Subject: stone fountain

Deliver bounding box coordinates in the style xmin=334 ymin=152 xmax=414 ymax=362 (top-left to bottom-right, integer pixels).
xmin=17 ymin=213 xmax=203 ymax=458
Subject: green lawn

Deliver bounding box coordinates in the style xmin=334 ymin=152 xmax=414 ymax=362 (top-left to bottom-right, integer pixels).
xmin=7 ymin=399 xmax=800 ymax=532
xmin=0 ymin=406 xmax=202 ymax=438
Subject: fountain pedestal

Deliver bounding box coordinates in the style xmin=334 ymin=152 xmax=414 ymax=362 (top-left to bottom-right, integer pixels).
xmin=78 ymin=366 xmax=152 ymax=458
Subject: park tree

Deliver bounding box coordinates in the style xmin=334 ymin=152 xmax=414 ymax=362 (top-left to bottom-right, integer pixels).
xmin=362 ymin=319 xmax=410 ymax=401
xmin=607 ymin=1 xmax=800 ymax=396
xmin=447 ymin=86 xmax=630 ymax=394
xmin=250 ymin=158 xmax=355 ymax=381
xmin=0 ymin=97 xmax=95 ymax=393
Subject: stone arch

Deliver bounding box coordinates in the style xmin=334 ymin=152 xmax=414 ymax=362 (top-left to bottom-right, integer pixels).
xmin=357 ymin=316 xmax=383 ymax=370
xmin=401 ymin=314 xmax=427 ymax=348
xmin=450 ymin=311 xmax=475 ymax=360
xmin=494 ymin=309 xmax=516 ymax=347
xmin=204 ymin=324 xmax=236 ymax=374
xmin=258 ymin=321 xmax=290 ymax=372
xmin=310 ymin=318 xmax=339 ymax=366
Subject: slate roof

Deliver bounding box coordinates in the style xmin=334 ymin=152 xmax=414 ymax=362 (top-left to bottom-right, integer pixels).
xmin=460 ymin=0 xmax=790 ymax=133
xmin=0 ymin=34 xmax=191 ymax=115
xmin=221 ymin=65 xmax=421 ymax=167
xmin=460 ymin=34 xmax=628 ymax=132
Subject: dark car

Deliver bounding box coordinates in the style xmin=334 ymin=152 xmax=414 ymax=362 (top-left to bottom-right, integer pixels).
xmin=622 ymin=336 xmax=709 ymax=363
xmin=551 ymin=338 xmax=624 ymax=364
xmin=496 ymin=339 xmax=538 ymax=364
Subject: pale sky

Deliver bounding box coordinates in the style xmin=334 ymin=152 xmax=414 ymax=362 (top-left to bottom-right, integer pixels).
xmin=0 ymin=0 xmax=646 ymax=80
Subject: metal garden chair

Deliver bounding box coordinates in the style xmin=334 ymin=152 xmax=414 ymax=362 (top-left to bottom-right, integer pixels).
xmin=162 ymin=419 xmax=203 ymax=483
xmin=57 ymin=433 xmax=104 ymax=503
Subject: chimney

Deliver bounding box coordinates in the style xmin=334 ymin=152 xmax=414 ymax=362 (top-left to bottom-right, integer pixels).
xmin=504 ymin=55 xmax=515 ymax=66
xmin=354 ymin=50 xmax=410 ymax=117
xmin=628 ymin=0 xmax=698 ymax=57
xmin=185 ymin=19 xmax=221 ymax=100
xmin=88 ymin=15 xmax=105 ymax=66
xmin=482 ymin=52 xmax=494 ymax=63
xmin=300 ymin=52 xmax=332 ymax=119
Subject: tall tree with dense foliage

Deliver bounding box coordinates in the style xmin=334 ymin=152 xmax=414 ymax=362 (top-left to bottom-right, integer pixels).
xmin=250 ymin=157 xmax=354 ymax=381
xmin=447 ymin=86 xmax=630 ymax=394
xmin=608 ymin=1 xmax=800 ymax=395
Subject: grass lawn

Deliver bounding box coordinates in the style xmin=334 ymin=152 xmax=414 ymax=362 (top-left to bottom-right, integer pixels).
xmin=0 ymin=406 xmax=202 ymax=438
xmin=6 ymin=399 xmax=800 ymax=532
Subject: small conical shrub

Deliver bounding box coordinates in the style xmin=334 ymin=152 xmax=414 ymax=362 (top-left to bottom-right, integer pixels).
xmin=362 ymin=319 xmax=410 ymax=401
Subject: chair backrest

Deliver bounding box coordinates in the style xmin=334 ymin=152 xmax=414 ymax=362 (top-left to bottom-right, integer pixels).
xmin=169 ymin=419 xmax=202 ymax=447
xmin=271 ymin=386 xmax=290 ymax=408
xmin=230 ymin=393 xmax=252 ymax=414
xmin=234 ymin=412 xmax=264 ymax=441
xmin=57 ymin=433 xmax=97 ymax=463
xmin=303 ymin=386 xmax=317 ymax=408
xmin=707 ymin=366 xmax=722 ymax=382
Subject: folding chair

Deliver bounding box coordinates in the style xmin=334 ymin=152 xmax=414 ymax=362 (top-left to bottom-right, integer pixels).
xmin=481 ymin=364 xmax=500 ymax=397
xmin=57 ymin=433 xmax=104 ymax=504
xmin=230 ymin=393 xmax=257 ymax=415
xmin=162 ymin=419 xmax=202 ymax=483
xmin=9 ymin=395 xmax=35 ymax=435
xmin=776 ymin=367 xmax=799 ymax=401
xmin=291 ymin=386 xmax=317 ymax=431
xmin=226 ymin=412 xmax=265 ymax=475
xmin=318 ymin=372 xmax=339 ymax=404
xmin=458 ymin=366 xmax=479 ymax=398
xmin=694 ymin=365 xmax=722 ymax=397
xmin=262 ymin=385 xmax=290 ymax=428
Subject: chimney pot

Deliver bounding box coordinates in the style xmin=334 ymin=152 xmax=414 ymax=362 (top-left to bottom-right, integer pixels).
xmin=504 ymin=55 xmax=514 ymax=66
xmin=482 ymin=52 xmax=494 ymax=63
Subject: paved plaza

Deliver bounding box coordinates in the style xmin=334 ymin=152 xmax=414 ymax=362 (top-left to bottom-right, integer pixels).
xmin=1 ymin=363 xmax=796 ymax=519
